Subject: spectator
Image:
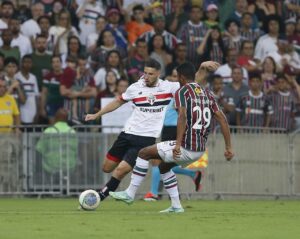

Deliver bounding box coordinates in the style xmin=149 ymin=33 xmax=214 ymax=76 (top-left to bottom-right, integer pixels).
xmin=15 ymin=55 xmax=39 ymax=125
xmin=125 ymin=4 xmax=153 ymax=45
xmin=0 ymin=77 xmax=21 ymax=133
xmin=223 ymin=66 xmax=249 ymax=126
xmin=37 ymin=16 xmax=52 ymax=53
xmin=203 ymin=3 xmax=219 ymax=28
xmin=197 ymin=26 xmax=226 ymax=64
xmin=269 ymin=75 xmax=296 ymax=131
xmin=215 ymin=48 xmax=249 ymax=85
xmin=229 ymin=0 xmax=259 ymax=29
xmin=76 ymin=0 xmax=104 ymax=46
xmin=61 ymin=36 xmax=82 ymax=68
xmin=268 ymin=36 xmax=300 ymax=75
xmin=21 ymin=2 xmax=45 ymax=39
xmin=177 ymin=5 xmax=208 ymax=67
xmin=165 ymin=0 xmax=189 ymax=34
xmin=0 ymin=53 xmax=4 ymax=76
xmin=3 ymin=57 xmax=26 ymax=106
xmin=31 ymin=34 xmax=52 ymax=91
xmin=8 ymin=15 xmax=32 ymax=58
xmin=165 ymin=43 xmax=187 ymax=76
xmin=248 ymin=0 xmax=276 ymax=28
xmin=237 ymin=40 xmax=259 ymax=73
xmin=240 ymin=12 xmax=261 ymax=42
xmin=254 ymin=14 xmax=281 ymax=63
xmin=94 ymin=70 xmax=119 ymax=111
xmin=261 ymin=56 xmax=277 ymax=94
xmin=90 ymin=29 xmax=127 ymax=71
xmin=285 ymin=18 xmax=300 ymax=52
xmin=283 ymin=0 xmax=300 ymax=20
xmin=87 ymin=16 xmax=107 ymax=53
xmin=94 ymin=50 xmax=126 ymax=91
xmin=105 ymin=8 xmax=128 ymax=51
xmin=49 ymin=0 xmax=64 ymax=26
xmin=223 ymin=18 xmax=246 ymax=53
xmin=148 ymin=34 xmax=172 ymax=78
xmin=139 ymin=14 xmax=179 ymax=50
xmin=115 ymin=78 xmax=129 ymax=97
xmin=35 ymin=108 xmax=78 ymax=174
xmin=49 ymin=9 xmax=79 ymax=55
xmin=236 ymin=73 xmax=273 ymax=128
xmin=126 ymin=38 xmax=149 ymax=83
xmin=0 ymin=29 xmax=21 ymax=64
xmin=60 ymin=56 xmax=97 ymax=123
xmin=0 ymin=1 xmax=15 ymax=33
xmin=40 ymin=55 xmax=64 ymax=125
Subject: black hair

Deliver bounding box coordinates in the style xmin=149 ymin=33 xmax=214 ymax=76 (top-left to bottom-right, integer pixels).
xmin=96 ymin=29 xmax=114 ymax=47
xmin=133 ymin=4 xmax=144 ymax=12
xmin=4 ymin=57 xmax=18 ymax=67
xmin=263 ymin=14 xmax=282 ymax=34
xmin=148 ymin=34 xmax=170 ymax=54
xmin=135 ymin=37 xmax=147 ymax=45
xmin=145 ymin=59 xmax=161 ymax=70
xmin=1 ymin=1 xmax=14 ymax=8
xmin=249 ymin=72 xmax=261 ymax=81
xmin=67 ymin=35 xmax=82 ymax=55
xmin=225 ymin=18 xmax=240 ymax=30
xmin=22 ymin=54 xmax=32 ymax=62
xmin=51 ymin=54 xmax=62 ymax=62
xmin=37 ymin=15 xmax=51 ymax=24
xmin=176 ymin=62 xmax=196 ymax=81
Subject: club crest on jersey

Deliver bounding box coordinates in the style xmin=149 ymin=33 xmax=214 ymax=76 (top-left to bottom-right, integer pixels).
xmin=195 ymin=88 xmax=202 ymax=95
xmin=147 ymin=94 xmax=156 ymax=105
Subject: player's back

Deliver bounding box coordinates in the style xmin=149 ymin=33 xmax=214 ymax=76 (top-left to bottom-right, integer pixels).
xmin=175 ymin=82 xmax=220 ymax=152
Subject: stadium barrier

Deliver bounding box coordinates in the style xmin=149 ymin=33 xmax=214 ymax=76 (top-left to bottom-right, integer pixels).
xmin=0 ymin=125 xmax=299 ymax=199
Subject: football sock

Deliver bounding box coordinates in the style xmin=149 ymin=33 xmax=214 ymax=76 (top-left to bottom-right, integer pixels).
xmin=126 ymin=157 xmax=149 ymax=199
xmin=172 ymin=166 xmax=196 ymax=179
xmin=150 ymin=166 xmax=160 ymax=196
xmin=99 ymin=176 xmax=120 ymax=201
xmin=161 ymin=170 xmax=182 ymax=209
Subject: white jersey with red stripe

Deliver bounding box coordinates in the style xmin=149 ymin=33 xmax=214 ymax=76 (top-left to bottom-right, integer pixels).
xmin=120 ymin=78 xmax=180 ymax=138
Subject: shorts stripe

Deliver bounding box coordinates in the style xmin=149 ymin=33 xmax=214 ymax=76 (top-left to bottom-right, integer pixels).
xmin=106 ymin=153 xmax=122 ymax=163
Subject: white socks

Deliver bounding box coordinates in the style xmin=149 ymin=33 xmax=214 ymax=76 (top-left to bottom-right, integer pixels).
xmin=161 ymin=171 xmax=182 ymax=209
xmin=126 ymin=157 xmax=149 ymax=199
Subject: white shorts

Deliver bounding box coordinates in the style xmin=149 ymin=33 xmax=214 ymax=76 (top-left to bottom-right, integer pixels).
xmin=157 ymin=141 xmax=204 ymax=168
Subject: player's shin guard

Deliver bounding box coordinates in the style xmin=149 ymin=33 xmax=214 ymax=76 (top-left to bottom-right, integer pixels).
xmin=125 ymin=157 xmax=149 ymax=199
xmin=99 ymin=176 xmax=120 ymax=201
xmin=161 ymin=171 xmax=182 ymax=209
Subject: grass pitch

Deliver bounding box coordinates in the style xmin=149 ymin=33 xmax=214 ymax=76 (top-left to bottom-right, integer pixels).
xmin=0 ymin=198 xmax=299 ymax=239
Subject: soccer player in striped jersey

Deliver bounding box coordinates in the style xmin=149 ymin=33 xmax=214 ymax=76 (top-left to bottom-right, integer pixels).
xmin=110 ymin=62 xmax=234 ymax=213
xmin=236 ymin=73 xmax=273 ymax=129
xmin=269 ymin=75 xmax=296 ymax=131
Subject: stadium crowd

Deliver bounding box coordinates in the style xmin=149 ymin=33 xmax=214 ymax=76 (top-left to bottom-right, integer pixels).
xmin=0 ymin=0 xmax=300 ymax=133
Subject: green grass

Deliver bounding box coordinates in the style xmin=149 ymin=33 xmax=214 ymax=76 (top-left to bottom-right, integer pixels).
xmin=0 ymin=199 xmax=300 ymax=239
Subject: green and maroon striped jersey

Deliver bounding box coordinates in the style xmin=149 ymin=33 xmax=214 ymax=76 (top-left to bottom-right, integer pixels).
xmin=236 ymin=91 xmax=273 ymax=127
xmin=175 ymin=82 xmax=220 ymax=152
xmin=269 ymin=91 xmax=295 ymax=130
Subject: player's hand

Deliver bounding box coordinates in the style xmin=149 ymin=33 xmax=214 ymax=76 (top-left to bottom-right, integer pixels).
xmin=224 ymin=149 xmax=234 ymax=161
xmin=200 ymin=61 xmax=220 ymax=72
xmin=173 ymin=145 xmax=181 ymax=160
xmin=85 ymin=113 xmax=98 ymax=121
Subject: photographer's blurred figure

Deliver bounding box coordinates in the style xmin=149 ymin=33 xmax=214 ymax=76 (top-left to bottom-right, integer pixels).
xmin=36 ymin=108 xmax=78 ymax=175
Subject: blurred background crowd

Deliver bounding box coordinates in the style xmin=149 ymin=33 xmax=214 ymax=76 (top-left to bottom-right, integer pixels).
xmin=0 ymin=0 xmax=300 ymax=133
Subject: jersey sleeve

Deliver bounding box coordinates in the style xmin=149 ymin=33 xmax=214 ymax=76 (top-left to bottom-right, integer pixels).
xmin=174 ymin=86 xmax=187 ymax=108
xmin=120 ymin=84 xmax=136 ymax=102
xmin=169 ymin=81 xmax=180 ymax=96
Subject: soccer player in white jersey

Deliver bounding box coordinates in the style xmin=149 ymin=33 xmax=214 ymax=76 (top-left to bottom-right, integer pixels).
xmin=109 ymin=62 xmax=234 ymax=213
xmin=85 ymin=59 xmax=180 ymax=201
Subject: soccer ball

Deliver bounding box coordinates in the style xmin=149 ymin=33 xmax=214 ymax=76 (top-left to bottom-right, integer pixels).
xmin=79 ymin=189 xmax=100 ymax=210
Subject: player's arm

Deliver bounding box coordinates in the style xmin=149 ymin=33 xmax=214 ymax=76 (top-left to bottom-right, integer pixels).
xmin=85 ymin=97 xmax=126 ymax=121
xmin=195 ymin=61 xmax=220 ymax=85
xmin=214 ymin=110 xmax=234 ymax=161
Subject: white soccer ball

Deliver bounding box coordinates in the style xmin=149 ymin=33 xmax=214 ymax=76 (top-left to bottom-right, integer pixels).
xmin=79 ymin=189 xmax=100 ymax=211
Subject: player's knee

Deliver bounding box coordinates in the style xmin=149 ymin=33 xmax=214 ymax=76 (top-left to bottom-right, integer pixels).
xmin=102 ymin=164 xmax=113 ymax=173
xmin=138 ymin=147 xmax=151 ymax=160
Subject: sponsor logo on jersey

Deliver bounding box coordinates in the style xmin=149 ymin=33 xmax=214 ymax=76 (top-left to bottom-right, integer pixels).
xmin=194 ymin=87 xmax=202 ymax=95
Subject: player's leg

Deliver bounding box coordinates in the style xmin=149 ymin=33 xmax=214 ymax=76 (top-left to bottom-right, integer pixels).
xmin=144 ymin=160 xmax=160 ymax=201
xmin=98 ymin=132 xmax=130 ymax=201
xmin=172 ymin=166 xmax=202 ymax=191
xmin=109 ymin=144 xmax=161 ymax=202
